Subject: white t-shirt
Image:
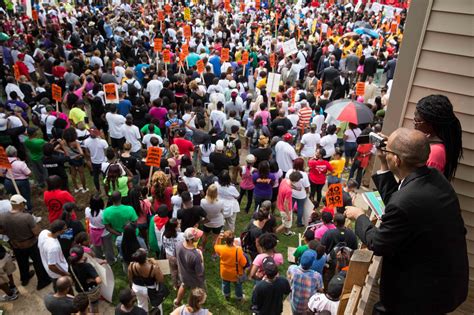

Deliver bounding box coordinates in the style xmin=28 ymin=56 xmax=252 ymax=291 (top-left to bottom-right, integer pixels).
xmin=301 ymin=132 xmax=321 ymax=158
xmin=308 ymin=293 xmax=339 ymax=314
xmin=320 ymin=134 xmax=338 ymax=158
xmin=85 ymin=207 xmax=105 ymax=229
xmin=146 ymin=80 xmax=163 ymax=102
xmin=41 ymin=114 xmax=57 ymax=135
xmin=162 ymin=232 xmax=185 ymax=257
xmin=344 ymin=128 xmax=362 ymax=143
xmin=199 ymin=143 xmax=215 ymax=163
xmin=83 ymin=137 xmax=108 ymax=164
xmin=38 ymin=230 xmax=68 ymax=279
xmin=106 ymin=112 xmax=126 ymax=139
xmin=142 ymin=133 xmax=163 ymax=148
xmin=121 ymin=124 xmax=141 ymax=153
xmin=7 ymin=116 xmax=22 ymax=128
xmin=286 ymin=169 xmax=310 ymax=199
xmin=210 ymin=110 xmax=226 ymax=130
xmin=275 ymin=141 xmax=298 ymax=172
xmin=183 ymin=176 xmax=203 ymax=195
xmin=311 ymin=114 xmax=325 ymax=134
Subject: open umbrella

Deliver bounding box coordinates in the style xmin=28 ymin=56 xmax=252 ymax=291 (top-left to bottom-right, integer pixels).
xmin=354 ymin=27 xmax=379 ymax=39
xmin=0 ymin=32 xmax=9 ymax=41
xmin=354 ymin=21 xmax=372 ymax=29
xmin=324 ymin=99 xmax=374 ymax=125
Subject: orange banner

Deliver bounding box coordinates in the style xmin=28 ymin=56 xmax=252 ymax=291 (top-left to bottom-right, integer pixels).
xmin=390 ymin=22 xmax=398 ymax=34
xmin=145 ymin=147 xmax=163 ymax=167
xmin=52 ymin=84 xmax=62 ymax=102
xmin=269 ymin=53 xmax=276 ymax=69
xmin=240 ymin=2 xmax=245 ymax=12
xmin=164 ymin=4 xmax=172 ymax=15
xmin=326 ymin=183 xmax=343 ymax=208
xmin=182 ymin=43 xmax=189 ymax=57
xmin=104 ymin=83 xmax=118 ymax=103
xmin=255 ymin=0 xmax=260 ymax=9
xmin=32 ymin=9 xmax=38 ymax=21
xmin=224 ymin=0 xmax=231 ymax=12
xmin=157 ymin=10 xmax=165 ymax=22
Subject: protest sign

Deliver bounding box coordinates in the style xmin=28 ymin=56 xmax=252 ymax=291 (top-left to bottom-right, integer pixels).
xmin=146 ymin=147 xmax=163 ymax=167
xmin=356 ymin=81 xmax=365 ymax=96
xmin=326 ymin=183 xmax=343 ymax=208
xmin=255 ymin=0 xmax=260 ymax=9
xmin=157 ymin=10 xmax=165 ymax=22
xmin=0 ymin=147 xmax=11 ymax=169
xmin=52 ymin=84 xmax=62 ymax=102
xmin=32 ymin=9 xmax=38 ymax=21
xmin=240 ymin=2 xmax=245 ymax=12
xmin=103 ymin=83 xmax=119 ymax=104
xmin=85 ymin=254 xmax=114 ymax=302
xmin=282 ymin=38 xmax=298 ymax=57
xmin=183 ymin=25 xmax=192 ymax=39
xmin=241 ymin=51 xmax=249 ymax=65
xmin=182 ymin=43 xmax=189 ymax=57
xmin=267 ymin=72 xmax=281 ymax=94
xmin=153 ymin=38 xmax=163 ymax=52
xmin=390 ymin=21 xmax=398 ymax=33
xmin=163 ymin=50 xmax=171 ymax=63
xmin=316 ymin=79 xmax=322 ymax=96
xmin=221 ymin=48 xmax=230 ymax=62
xmin=12 ymin=64 xmax=20 ymax=81
xmin=269 ymin=53 xmax=276 ymax=69
xmin=184 ymin=7 xmax=191 ymax=21
xmin=164 ymin=4 xmax=172 ymax=15
xmin=196 ymin=59 xmax=205 ymax=74
xmin=224 ymin=0 xmax=231 ymax=12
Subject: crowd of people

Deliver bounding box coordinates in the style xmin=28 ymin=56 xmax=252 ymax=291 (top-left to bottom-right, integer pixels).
xmin=0 ymin=0 xmax=469 ymax=314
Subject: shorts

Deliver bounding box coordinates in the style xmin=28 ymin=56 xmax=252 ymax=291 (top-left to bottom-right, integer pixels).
xmin=202 ymin=225 xmax=223 ymax=235
xmin=111 ymin=137 xmax=125 ymax=150
xmin=280 ymin=211 xmax=292 ymax=229
xmin=0 ymin=253 xmax=16 ymax=285
xmin=69 ymin=157 xmax=84 ymax=167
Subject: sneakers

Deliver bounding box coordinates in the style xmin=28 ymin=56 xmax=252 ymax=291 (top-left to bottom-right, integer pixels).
xmin=74 ymin=187 xmax=89 ymax=193
xmin=74 ymin=188 xmax=82 ymax=193
xmin=81 ymin=187 xmax=89 ymax=193
xmin=33 ymin=215 xmax=42 ymax=224
xmin=0 ymin=293 xmax=18 ymax=302
xmin=284 ymin=231 xmax=296 ymax=236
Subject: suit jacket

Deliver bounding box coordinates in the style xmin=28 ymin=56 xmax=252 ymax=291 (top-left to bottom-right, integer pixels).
xmin=330 ymin=77 xmax=350 ymax=101
xmin=363 ymin=56 xmax=378 ymax=76
xmin=355 ymin=166 xmax=468 ymax=314
xmin=384 ymin=59 xmax=397 ymax=81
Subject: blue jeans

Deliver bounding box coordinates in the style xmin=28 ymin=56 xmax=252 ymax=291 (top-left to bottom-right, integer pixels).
xmin=4 ymin=178 xmax=32 ymax=211
xmin=293 ymin=197 xmax=306 ymax=226
xmin=222 ymin=280 xmax=243 ymax=299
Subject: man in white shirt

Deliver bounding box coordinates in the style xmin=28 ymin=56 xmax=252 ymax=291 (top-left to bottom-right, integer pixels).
xmin=300 ymin=123 xmax=321 ymax=158
xmin=275 ymin=133 xmax=298 ymax=175
xmin=5 ymin=78 xmax=24 ymax=101
xmin=83 ymin=128 xmax=108 ymax=192
xmin=114 ymin=59 xmax=126 ymax=83
xmin=121 ymin=115 xmax=142 ymax=158
xmin=105 ymin=104 xmax=126 ymax=150
xmin=38 ymin=220 xmax=69 ymax=287
xmin=142 ymin=132 xmax=163 ymax=148
xmin=41 ymin=105 xmax=57 ymax=139
xmin=146 ymin=74 xmax=163 ymax=103
xmin=210 ymin=102 xmax=226 ymax=131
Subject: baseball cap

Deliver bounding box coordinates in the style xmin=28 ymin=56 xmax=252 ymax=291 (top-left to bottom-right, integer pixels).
xmin=183 ymin=227 xmax=203 ymax=241
xmin=283 ymin=133 xmax=293 ymax=141
xmin=300 ymin=250 xmax=316 ymax=270
xmin=262 ymin=256 xmax=278 ymax=278
xmin=246 ymin=154 xmax=256 ymax=163
xmin=0 ymin=118 xmax=7 ymax=131
xmin=10 ymin=194 xmax=27 ymax=205
xmin=215 ymin=140 xmax=224 ymax=151
xmin=327 ymin=272 xmax=345 ymax=299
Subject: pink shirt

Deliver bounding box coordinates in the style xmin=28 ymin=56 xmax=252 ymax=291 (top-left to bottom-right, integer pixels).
xmin=253 ymin=253 xmax=284 ymax=279
xmin=5 ymin=157 xmax=31 ymax=180
xmin=314 ymin=223 xmax=336 ymax=240
xmin=277 ymin=179 xmax=293 ymax=212
xmin=255 ymin=110 xmax=271 ymax=126
xmin=427 ymin=143 xmax=446 ymax=174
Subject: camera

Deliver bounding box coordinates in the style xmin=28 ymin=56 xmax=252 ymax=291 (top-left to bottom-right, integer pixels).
xmin=356 ymin=132 xmax=387 ymax=149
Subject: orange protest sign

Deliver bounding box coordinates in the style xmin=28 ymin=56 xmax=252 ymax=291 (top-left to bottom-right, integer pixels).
xmin=316 ymin=80 xmax=322 ymax=96
xmin=32 ymin=9 xmax=38 ymax=21
xmin=390 ymin=22 xmax=398 ymax=33
xmin=12 ymin=64 xmax=20 ymax=81
xmin=240 ymin=2 xmax=245 ymax=12
xmin=154 ymin=38 xmax=163 ymax=52
xmin=269 ymin=53 xmax=276 ymax=69
xmin=181 ymin=43 xmax=189 ymax=57
xmin=327 ymin=27 xmax=332 ymax=38
xmin=356 ymin=81 xmax=365 ymax=96
xmin=145 ymin=147 xmax=163 ymax=167
xmin=157 ymin=10 xmax=165 ymax=22
xmin=326 ymin=183 xmax=343 ymax=208
xmin=52 ymin=84 xmax=62 ymax=102
xmin=255 ymin=0 xmax=260 ymax=9
xmin=0 ymin=147 xmax=11 ymax=169
xmin=163 ymin=49 xmax=171 ymax=64
xmin=241 ymin=51 xmax=249 ymax=64
xmin=104 ymin=83 xmax=118 ymax=103
xmin=224 ymin=0 xmax=231 ymax=12
xmin=178 ymin=52 xmax=186 ymax=67
xmin=196 ymin=59 xmax=205 ymax=74
xmin=396 ymin=14 xmax=401 ymax=25
xmin=183 ymin=25 xmax=192 ymax=39
xmin=221 ymin=48 xmax=230 ymax=62
xmin=164 ymin=4 xmax=172 ymax=15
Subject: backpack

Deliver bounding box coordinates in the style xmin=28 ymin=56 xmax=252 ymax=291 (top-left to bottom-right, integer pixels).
xmin=251 ymin=128 xmax=262 ymax=147
xmin=240 ymin=223 xmax=254 ymax=254
xmin=328 ymin=242 xmax=353 ymax=273
xmin=224 ymin=135 xmax=237 ymax=160
xmin=126 ymin=79 xmax=138 ymax=95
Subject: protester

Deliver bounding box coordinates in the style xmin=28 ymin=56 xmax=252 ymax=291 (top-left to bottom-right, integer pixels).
xmin=43 ymin=276 xmax=78 ymax=314
xmin=171 ymin=288 xmax=212 ymax=315
xmin=116 ymin=288 xmax=147 ymax=315
xmin=0 ymin=244 xmax=19 ymax=301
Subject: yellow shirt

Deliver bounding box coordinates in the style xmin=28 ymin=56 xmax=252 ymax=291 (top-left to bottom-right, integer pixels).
xmin=256 ymin=78 xmax=267 ymax=90
xmin=330 ymin=158 xmax=346 ymax=178
xmin=69 ymin=107 xmax=87 ymax=126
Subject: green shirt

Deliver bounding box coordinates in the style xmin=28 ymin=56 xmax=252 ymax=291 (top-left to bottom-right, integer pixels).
xmin=337 ymin=121 xmax=349 ymax=139
xmin=102 ymin=204 xmax=138 ymax=233
xmin=104 ymin=176 xmax=129 ymax=197
xmin=24 ymin=138 xmax=46 ymax=161
xmin=140 ymin=124 xmax=162 ymax=137
xmin=293 ymin=245 xmax=309 ymax=263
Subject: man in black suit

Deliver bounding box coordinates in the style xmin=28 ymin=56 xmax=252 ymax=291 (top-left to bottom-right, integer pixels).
xmin=384 ymin=54 xmax=398 ymax=82
xmin=330 ymin=71 xmax=350 ymax=101
xmin=345 ymin=128 xmax=468 ymax=315
xmin=363 ymin=51 xmax=378 ymax=81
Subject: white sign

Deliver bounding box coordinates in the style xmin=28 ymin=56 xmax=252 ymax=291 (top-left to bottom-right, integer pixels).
xmin=267 ymin=72 xmax=281 ymax=94
xmin=85 ymin=254 xmax=115 ymax=303
xmin=283 ymin=38 xmax=298 ymax=57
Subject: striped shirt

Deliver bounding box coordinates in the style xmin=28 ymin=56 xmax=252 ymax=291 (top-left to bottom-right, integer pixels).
xmin=287 ymin=265 xmax=323 ymax=313
xmin=298 ymin=107 xmax=312 ymax=129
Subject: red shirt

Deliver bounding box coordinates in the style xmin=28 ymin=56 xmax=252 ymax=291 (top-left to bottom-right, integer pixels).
xmin=173 ymin=137 xmax=194 ymax=157
xmin=355 ymin=144 xmax=373 ymax=168
xmin=44 ymin=189 xmax=76 ymax=223
xmin=308 ymin=159 xmax=333 ymax=184
xmin=152 ymin=186 xmax=173 ymax=213
xmin=277 ymin=179 xmax=293 ymax=212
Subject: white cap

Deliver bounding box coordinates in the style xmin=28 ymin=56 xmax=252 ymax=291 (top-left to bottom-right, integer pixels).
xmin=10 ymin=194 xmax=27 ymax=205
xmin=215 ymin=140 xmax=224 ymax=151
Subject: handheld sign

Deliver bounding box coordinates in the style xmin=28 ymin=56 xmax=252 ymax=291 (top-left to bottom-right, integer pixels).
xmin=224 ymin=0 xmax=231 ymax=12
xmin=221 ymin=48 xmax=230 ymax=62
xmin=196 ymin=59 xmax=205 ymax=74
xmin=182 ymin=43 xmax=189 ymax=57
xmin=282 ymin=38 xmax=298 ymax=57
xmin=154 ymin=38 xmax=163 ymax=53
xmin=390 ymin=22 xmax=398 ymax=33
xmin=183 ymin=25 xmax=192 ymax=40
xmin=12 ymin=64 xmax=21 ymax=81
xmin=255 ymin=0 xmax=260 ymax=9
xmin=163 ymin=50 xmax=171 ymax=64
xmin=103 ymin=83 xmax=119 ymax=104
xmin=52 ymin=84 xmax=62 ymax=102
xmin=184 ymin=7 xmax=191 ymax=21
xmin=269 ymin=53 xmax=276 ymax=69
xmin=316 ymin=79 xmax=323 ymax=96
xmin=241 ymin=51 xmax=249 ymax=65
xmin=240 ymin=2 xmax=245 ymax=12
xmin=326 ymin=183 xmax=343 ymax=208
xmin=356 ymin=81 xmax=365 ymax=96
xmin=32 ymin=9 xmax=38 ymax=21
xmin=0 ymin=147 xmax=11 ymax=169
xmin=145 ymin=147 xmax=163 ymax=167
xmin=164 ymin=4 xmax=172 ymax=15
xmin=157 ymin=10 xmax=165 ymax=22
xmin=178 ymin=52 xmax=186 ymax=68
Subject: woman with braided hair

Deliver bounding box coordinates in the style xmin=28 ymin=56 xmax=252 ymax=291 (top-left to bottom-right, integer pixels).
xmin=414 ymin=94 xmax=463 ymax=181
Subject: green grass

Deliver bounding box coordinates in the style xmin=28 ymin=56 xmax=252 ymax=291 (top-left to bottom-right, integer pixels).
xmin=108 ymin=196 xmax=307 ymax=314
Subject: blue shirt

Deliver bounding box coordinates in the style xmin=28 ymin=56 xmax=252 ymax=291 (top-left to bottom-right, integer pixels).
xmin=209 ymin=55 xmax=221 ymax=77
xmin=186 ymin=53 xmax=201 ymax=68
xmin=135 ymin=63 xmax=149 ymax=83
xmin=117 ymin=99 xmax=132 ymax=117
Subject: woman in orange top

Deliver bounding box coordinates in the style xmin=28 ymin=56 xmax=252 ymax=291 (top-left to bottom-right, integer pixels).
xmin=214 ymin=230 xmax=248 ymax=301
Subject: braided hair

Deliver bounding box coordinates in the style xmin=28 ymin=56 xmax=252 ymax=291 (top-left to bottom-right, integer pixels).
xmin=416 ymin=95 xmax=463 ymax=181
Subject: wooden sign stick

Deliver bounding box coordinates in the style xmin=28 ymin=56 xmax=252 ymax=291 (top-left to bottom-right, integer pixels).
xmin=7 ymin=169 xmax=21 ymax=195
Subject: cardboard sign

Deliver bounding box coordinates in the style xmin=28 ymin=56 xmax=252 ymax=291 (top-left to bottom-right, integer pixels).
xmin=146 ymin=147 xmax=163 ymax=167
xmin=32 ymin=9 xmax=38 ymax=21
xmin=282 ymin=38 xmax=298 ymax=57
xmin=12 ymin=64 xmax=20 ymax=81
xmin=221 ymin=48 xmax=230 ymax=62
xmin=0 ymin=147 xmax=11 ymax=169
xmin=241 ymin=51 xmax=249 ymax=65
xmin=356 ymin=81 xmax=365 ymax=96
xmin=326 ymin=183 xmax=343 ymax=208
xmin=183 ymin=25 xmax=192 ymax=39
xmin=157 ymin=10 xmax=165 ymax=22
xmin=184 ymin=7 xmax=191 ymax=21
xmin=163 ymin=49 xmax=171 ymax=64
xmin=164 ymin=4 xmax=172 ymax=15
xmin=52 ymin=84 xmax=62 ymax=102
xmin=390 ymin=22 xmax=398 ymax=33
xmin=316 ymin=79 xmax=322 ymax=96
xmin=153 ymin=38 xmax=163 ymax=52
xmin=103 ymin=83 xmax=119 ymax=104
xmin=182 ymin=43 xmax=189 ymax=57
xmin=240 ymin=2 xmax=245 ymax=12
xmin=196 ymin=59 xmax=205 ymax=74
xmin=269 ymin=53 xmax=276 ymax=69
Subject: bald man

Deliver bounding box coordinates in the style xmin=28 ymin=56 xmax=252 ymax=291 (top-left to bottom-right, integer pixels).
xmin=345 ymin=128 xmax=468 ymax=314
xmin=43 ymin=276 xmax=79 ymax=314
